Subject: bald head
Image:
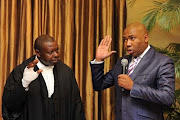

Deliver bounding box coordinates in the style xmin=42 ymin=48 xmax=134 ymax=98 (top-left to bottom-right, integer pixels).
xmin=34 ymin=35 xmax=55 ymax=51
xmin=123 ymin=22 xmax=149 ymax=57
xmin=124 ymin=22 xmax=148 ymax=35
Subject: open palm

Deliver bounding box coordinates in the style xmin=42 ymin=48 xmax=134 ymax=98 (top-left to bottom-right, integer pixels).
xmin=95 ymin=35 xmax=116 ymax=61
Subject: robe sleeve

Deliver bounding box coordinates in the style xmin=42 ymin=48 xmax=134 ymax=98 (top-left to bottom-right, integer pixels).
xmin=2 ymin=64 xmax=27 ymax=113
xmin=70 ymin=71 xmax=86 ymax=120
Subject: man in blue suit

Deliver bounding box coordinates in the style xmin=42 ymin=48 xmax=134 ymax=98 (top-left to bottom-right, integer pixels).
xmin=90 ymin=22 xmax=175 ymax=120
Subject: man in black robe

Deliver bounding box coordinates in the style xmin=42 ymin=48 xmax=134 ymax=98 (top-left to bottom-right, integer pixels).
xmin=2 ymin=35 xmax=86 ymax=120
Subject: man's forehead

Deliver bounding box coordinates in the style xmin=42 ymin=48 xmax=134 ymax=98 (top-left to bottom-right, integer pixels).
xmin=125 ymin=24 xmax=147 ymax=34
xmin=42 ymin=40 xmax=57 ymax=45
xmin=41 ymin=41 xmax=58 ymax=48
xmin=123 ymin=29 xmax=137 ymax=37
xmin=124 ymin=26 xmax=143 ymax=35
xmin=123 ymin=34 xmax=135 ymax=37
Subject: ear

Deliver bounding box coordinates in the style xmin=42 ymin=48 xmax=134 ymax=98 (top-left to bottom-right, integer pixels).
xmin=144 ymin=34 xmax=148 ymax=43
xmin=35 ymin=49 xmax=40 ymax=57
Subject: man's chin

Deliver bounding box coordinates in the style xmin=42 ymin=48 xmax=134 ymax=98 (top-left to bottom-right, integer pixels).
xmin=128 ymin=52 xmax=133 ymax=56
xmin=43 ymin=62 xmax=57 ymax=66
xmin=52 ymin=60 xmax=58 ymax=65
xmin=128 ymin=53 xmax=137 ymax=57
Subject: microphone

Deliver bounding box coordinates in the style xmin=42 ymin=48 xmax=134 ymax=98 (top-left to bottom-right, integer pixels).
xmin=121 ymin=59 xmax=128 ymax=74
xmin=120 ymin=59 xmax=128 ymax=91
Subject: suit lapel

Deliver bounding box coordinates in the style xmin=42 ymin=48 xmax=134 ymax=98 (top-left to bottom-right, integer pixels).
xmin=129 ymin=47 xmax=155 ymax=81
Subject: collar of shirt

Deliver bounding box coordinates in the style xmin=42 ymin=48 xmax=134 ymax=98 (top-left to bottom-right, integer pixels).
xmin=36 ymin=56 xmax=54 ymax=70
xmin=131 ymin=45 xmax=151 ymax=63
xmin=128 ymin=44 xmax=151 ymax=75
xmin=139 ymin=45 xmax=151 ymax=59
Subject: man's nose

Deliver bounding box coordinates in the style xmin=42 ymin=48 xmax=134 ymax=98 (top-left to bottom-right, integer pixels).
xmin=53 ymin=51 xmax=59 ymax=57
xmin=126 ymin=40 xmax=132 ymax=47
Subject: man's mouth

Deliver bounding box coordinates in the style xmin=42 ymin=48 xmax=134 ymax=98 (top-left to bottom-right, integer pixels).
xmin=127 ymin=49 xmax=133 ymax=54
xmin=52 ymin=58 xmax=58 ymax=63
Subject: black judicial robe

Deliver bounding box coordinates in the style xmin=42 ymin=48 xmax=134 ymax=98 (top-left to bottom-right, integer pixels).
xmin=2 ymin=55 xmax=86 ymax=120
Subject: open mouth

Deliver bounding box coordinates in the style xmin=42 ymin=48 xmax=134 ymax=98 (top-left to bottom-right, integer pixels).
xmin=127 ymin=49 xmax=133 ymax=54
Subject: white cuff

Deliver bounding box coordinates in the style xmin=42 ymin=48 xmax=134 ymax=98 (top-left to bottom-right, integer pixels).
xmin=22 ymin=79 xmax=29 ymax=91
xmin=90 ymin=59 xmax=104 ymax=64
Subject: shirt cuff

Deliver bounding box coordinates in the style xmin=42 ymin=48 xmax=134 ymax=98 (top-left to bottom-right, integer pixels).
xmin=22 ymin=79 xmax=29 ymax=91
xmin=90 ymin=59 xmax=104 ymax=64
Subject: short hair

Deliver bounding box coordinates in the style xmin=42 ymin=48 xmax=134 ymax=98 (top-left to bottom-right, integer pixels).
xmin=34 ymin=35 xmax=55 ymax=51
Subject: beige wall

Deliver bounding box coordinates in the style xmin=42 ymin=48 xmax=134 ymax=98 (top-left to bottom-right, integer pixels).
xmin=126 ymin=0 xmax=180 ymax=48
xmin=126 ymin=0 xmax=180 ymax=89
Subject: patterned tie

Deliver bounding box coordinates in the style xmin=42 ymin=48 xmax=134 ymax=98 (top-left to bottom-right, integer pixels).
xmin=128 ymin=57 xmax=139 ymax=75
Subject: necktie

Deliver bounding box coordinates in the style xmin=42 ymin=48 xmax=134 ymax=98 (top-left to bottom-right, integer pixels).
xmin=128 ymin=57 xmax=139 ymax=75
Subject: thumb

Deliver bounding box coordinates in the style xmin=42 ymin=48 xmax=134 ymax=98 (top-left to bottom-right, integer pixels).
xmin=37 ymin=69 xmax=43 ymax=74
xmin=108 ymin=51 xmax=116 ymax=56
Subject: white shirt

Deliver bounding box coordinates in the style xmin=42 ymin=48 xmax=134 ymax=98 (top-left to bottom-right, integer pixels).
xmin=128 ymin=45 xmax=151 ymax=73
xmin=36 ymin=58 xmax=54 ymax=98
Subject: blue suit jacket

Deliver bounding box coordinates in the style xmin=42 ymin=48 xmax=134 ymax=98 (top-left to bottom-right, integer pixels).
xmin=90 ymin=47 xmax=175 ymax=120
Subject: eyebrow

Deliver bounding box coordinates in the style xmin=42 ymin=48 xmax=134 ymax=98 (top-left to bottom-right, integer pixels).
xmin=128 ymin=35 xmax=135 ymax=37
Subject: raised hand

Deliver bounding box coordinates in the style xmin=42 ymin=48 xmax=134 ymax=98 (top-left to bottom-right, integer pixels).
xmin=22 ymin=59 xmax=43 ymax=88
xmin=95 ymin=35 xmax=116 ymax=61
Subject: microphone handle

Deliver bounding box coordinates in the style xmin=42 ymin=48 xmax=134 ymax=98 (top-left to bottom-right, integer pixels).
xmin=122 ymin=65 xmax=127 ymax=91
xmin=122 ymin=65 xmax=127 ymax=74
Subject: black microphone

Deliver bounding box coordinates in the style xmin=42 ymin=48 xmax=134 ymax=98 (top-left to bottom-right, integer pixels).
xmin=121 ymin=59 xmax=128 ymax=74
xmin=120 ymin=59 xmax=128 ymax=91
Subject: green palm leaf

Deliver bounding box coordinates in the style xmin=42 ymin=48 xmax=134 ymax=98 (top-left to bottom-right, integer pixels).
xmin=154 ymin=43 xmax=180 ymax=79
xmin=142 ymin=10 xmax=158 ymax=32
xmin=166 ymin=43 xmax=180 ymax=53
xmin=127 ymin=0 xmax=136 ymax=7
xmin=165 ymin=89 xmax=180 ymax=120
xmin=142 ymin=0 xmax=180 ymax=32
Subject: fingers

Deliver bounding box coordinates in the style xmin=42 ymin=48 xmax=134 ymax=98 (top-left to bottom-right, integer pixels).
xmin=33 ymin=59 xmax=39 ymax=64
xmin=96 ymin=35 xmax=116 ymax=61
xmin=103 ymin=35 xmax=111 ymax=46
xmin=27 ymin=59 xmax=39 ymax=68
xmin=118 ymin=74 xmax=127 ymax=87
xmin=106 ymin=36 xmax=112 ymax=47
xmin=118 ymin=75 xmax=123 ymax=86
xmin=118 ymin=78 xmax=124 ymax=86
xmin=37 ymin=69 xmax=43 ymax=74
xmin=118 ymin=74 xmax=128 ymax=79
xmin=100 ymin=35 xmax=111 ymax=46
xmin=108 ymin=51 xmax=117 ymax=56
xmin=118 ymin=74 xmax=134 ymax=90
xmin=26 ymin=60 xmax=42 ymax=74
